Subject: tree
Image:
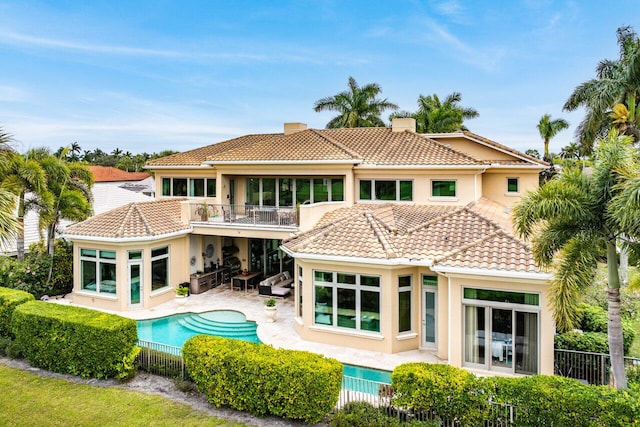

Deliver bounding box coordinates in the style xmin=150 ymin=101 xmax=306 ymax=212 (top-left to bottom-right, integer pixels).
xmin=512 ymin=130 xmax=633 ymax=389
xmin=0 ymin=130 xmax=20 ymax=247
xmin=0 ymin=149 xmax=52 ymax=260
xmin=537 ymin=114 xmax=569 ymax=162
xmin=564 ymin=26 xmax=640 ymax=152
xmin=392 ymin=92 xmax=479 ymax=133
xmin=313 ymin=76 xmax=398 ymax=128
xmin=37 ymin=149 xmax=93 ymax=256
xmin=525 ymin=149 xmax=541 ymax=159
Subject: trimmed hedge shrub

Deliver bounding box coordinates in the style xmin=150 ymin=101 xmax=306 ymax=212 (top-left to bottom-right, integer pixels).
xmin=483 ymin=375 xmax=640 ymax=426
xmin=329 ymin=401 xmax=437 ymax=427
xmin=12 ymin=301 xmax=138 ymax=379
xmin=555 ymin=303 xmax=636 ymax=354
xmin=0 ymin=286 xmax=34 ymax=338
xmin=391 ymin=363 xmax=488 ymax=425
xmin=183 ymin=335 xmax=342 ymax=423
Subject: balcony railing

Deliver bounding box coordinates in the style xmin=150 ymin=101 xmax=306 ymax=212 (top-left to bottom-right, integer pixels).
xmin=189 ymin=203 xmax=298 ymax=228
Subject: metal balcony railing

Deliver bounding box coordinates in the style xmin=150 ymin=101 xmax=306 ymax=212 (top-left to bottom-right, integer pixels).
xmin=189 ymin=203 xmax=298 ymax=228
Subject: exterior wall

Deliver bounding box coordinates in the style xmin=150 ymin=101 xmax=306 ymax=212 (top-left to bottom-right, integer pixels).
xmin=299 ymin=202 xmax=348 ymax=232
xmin=482 ymin=170 xmax=539 ymax=207
xmin=354 ymin=168 xmax=483 ymax=206
xmin=70 ymin=235 xmax=190 ymax=312
xmin=430 ymin=136 xmax=518 ymax=162
xmin=154 ymin=168 xmax=218 ymax=200
xmin=444 ymin=273 xmax=554 ymax=375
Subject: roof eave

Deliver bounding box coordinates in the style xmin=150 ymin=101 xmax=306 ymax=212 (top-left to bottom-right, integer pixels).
xmin=63 ymin=228 xmax=192 ymax=243
xmin=203 ymin=159 xmax=363 ymax=165
xmin=144 ymin=165 xmax=213 ymax=170
xmin=354 ymin=164 xmax=487 ymax=170
xmin=280 ymin=246 xmax=434 ymax=267
xmin=432 ymin=265 xmax=551 ymax=281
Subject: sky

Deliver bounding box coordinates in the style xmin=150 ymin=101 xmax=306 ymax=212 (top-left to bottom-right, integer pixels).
xmin=1 ymin=0 xmax=639 ymax=156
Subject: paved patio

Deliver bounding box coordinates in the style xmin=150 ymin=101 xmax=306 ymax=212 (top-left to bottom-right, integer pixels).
xmin=60 ymin=285 xmax=442 ymax=372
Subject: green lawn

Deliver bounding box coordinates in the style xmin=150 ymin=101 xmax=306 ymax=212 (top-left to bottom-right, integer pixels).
xmin=0 ymin=364 xmax=245 ymax=427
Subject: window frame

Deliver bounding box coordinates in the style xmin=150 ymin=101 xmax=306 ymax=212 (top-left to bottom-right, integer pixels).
xmin=79 ymin=248 xmax=117 ymax=296
xmin=150 ymin=246 xmax=170 ymax=293
xmin=358 ymin=179 xmax=413 ymax=202
xmin=398 ymin=275 xmax=412 ymax=334
xmin=506 ymin=177 xmax=519 ymax=195
xmin=161 ymin=177 xmax=216 ymax=198
xmin=431 ymin=179 xmax=457 ymax=198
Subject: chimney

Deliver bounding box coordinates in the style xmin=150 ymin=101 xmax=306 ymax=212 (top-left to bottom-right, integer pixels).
xmin=284 ymin=122 xmax=307 ymax=135
xmin=391 ymin=117 xmax=416 ymax=133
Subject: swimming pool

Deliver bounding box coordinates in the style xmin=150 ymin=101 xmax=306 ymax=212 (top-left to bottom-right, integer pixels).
xmin=136 ymin=310 xmax=392 ymax=388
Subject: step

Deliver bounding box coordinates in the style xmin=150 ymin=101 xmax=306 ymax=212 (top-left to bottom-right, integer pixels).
xmin=180 ymin=315 xmax=257 ymax=333
xmin=177 ymin=318 xmax=257 ymax=337
xmin=184 ymin=313 xmax=254 ymax=329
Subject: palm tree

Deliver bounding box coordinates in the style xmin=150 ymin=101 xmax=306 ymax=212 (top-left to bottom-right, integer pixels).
xmin=0 ymin=130 xmax=20 ymax=247
xmin=564 ymin=26 xmax=640 ymax=152
xmin=537 ymin=114 xmax=569 ymax=162
xmin=512 ymin=130 xmax=633 ymax=389
xmin=0 ymin=150 xmax=52 ymax=260
xmin=392 ymin=92 xmax=479 ymax=133
xmin=37 ymin=149 xmax=93 ymax=256
xmin=313 ymin=76 xmax=398 ymax=128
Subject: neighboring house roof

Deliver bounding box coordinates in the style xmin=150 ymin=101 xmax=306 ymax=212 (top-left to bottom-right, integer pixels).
xmin=88 ymin=166 xmax=150 ymax=182
xmin=65 ymin=199 xmax=189 ymax=240
xmin=145 ymin=127 xmax=526 ymax=168
xmin=282 ymin=198 xmax=542 ymax=275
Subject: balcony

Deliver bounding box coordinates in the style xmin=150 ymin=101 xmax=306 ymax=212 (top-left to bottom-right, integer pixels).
xmin=188 ymin=203 xmax=298 ymax=229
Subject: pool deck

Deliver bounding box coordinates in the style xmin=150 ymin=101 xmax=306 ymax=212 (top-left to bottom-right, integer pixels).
xmin=57 ymin=286 xmax=443 ymax=372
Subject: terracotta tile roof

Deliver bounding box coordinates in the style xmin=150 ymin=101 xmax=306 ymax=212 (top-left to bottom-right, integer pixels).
xmin=145 ymin=133 xmax=280 ymax=166
xmin=283 ymin=198 xmax=541 ymax=274
xmin=146 ymin=127 xmax=483 ymax=167
xmin=65 ymin=199 xmax=190 ymax=239
xmin=460 ymin=131 xmax=549 ymax=166
xmin=88 ymin=166 xmax=149 ymax=182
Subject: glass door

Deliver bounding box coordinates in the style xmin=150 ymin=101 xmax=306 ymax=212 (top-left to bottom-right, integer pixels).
xmin=422 ymin=287 xmax=437 ymax=348
xmin=128 ymin=261 xmax=142 ymax=308
xmin=515 ymin=311 xmax=538 ymax=374
xmin=490 ymin=309 xmax=513 ymax=371
xmin=464 ymin=306 xmax=485 ymax=365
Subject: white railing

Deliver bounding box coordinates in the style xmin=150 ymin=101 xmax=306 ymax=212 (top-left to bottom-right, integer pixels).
xmin=189 ymin=203 xmax=297 ymax=228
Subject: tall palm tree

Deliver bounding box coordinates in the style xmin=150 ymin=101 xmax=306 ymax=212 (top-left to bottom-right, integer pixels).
xmin=512 ymin=130 xmax=634 ymax=389
xmin=564 ymin=26 xmax=640 ymax=152
xmin=0 ymin=130 xmax=20 ymax=247
xmin=37 ymin=149 xmax=93 ymax=256
xmin=392 ymin=92 xmax=479 ymax=133
xmin=0 ymin=150 xmax=52 ymax=260
xmin=537 ymin=114 xmax=569 ymax=162
xmin=313 ymin=76 xmax=398 ymax=128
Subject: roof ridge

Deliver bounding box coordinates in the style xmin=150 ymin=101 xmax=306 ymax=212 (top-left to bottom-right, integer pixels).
xmin=283 ymin=208 xmax=360 ymax=245
xmin=405 ymin=205 xmax=467 ymax=234
xmin=134 ymin=203 xmax=154 ymax=235
xmin=418 ymin=134 xmax=485 ymax=165
xmin=310 ymin=129 xmax=362 ymax=159
xmin=365 ymin=212 xmax=397 ymax=258
xmin=464 ymin=200 xmax=514 ymax=236
xmin=462 ymin=131 xmax=549 ymax=166
xmin=432 ymin=230 xmax=502 ymax=264
xmin=116 ymin=204 xmax=135 ymax=238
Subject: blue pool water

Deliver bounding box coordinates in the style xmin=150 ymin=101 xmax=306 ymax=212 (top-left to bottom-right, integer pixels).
xmin=137 ymin=311 xmax=392 ymax=387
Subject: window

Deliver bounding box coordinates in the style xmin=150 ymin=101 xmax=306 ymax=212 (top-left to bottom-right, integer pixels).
xmin=331 ymin=179 xmax=344 ymax=201
xmin=190 ymin=179 xmax=205 ymax=197
xmin=206 ymin=179 xmax=216 ymax=197
xmin=313 ymin=179 xmax=329 ymax=203
xmin=162 ymin=178 xmax=171 ymax=196
xmin=313 ymin=270 xmax=380 ymax=333
xmin=398 ymin=276 xmax=412 ymax=333
xmin=463 ymin=287 xmax=540 ymax=374
xmin=80 ymin=249 xmax=116 ymax=295
xmin=507 ymin=178 xmax=519 ymax=194
xmin=151 ymin=246 xmax=169 ymax=292
xmin=422 ymin=275 xmax=437 ymax=347
xmin=172 ymin=178 xmax=187 ymax=196
xmin=432 ymin=180 xmax=456 ymax=197
xmin=246 ymin=177 xmax=344 ymax=207
xmin=359 ymin=179 xmax=413 ymax=201
xmin=162 ymin=178 xmax=216 ymax=197
xmin=297 ymin=266 xmax=303 ymax=319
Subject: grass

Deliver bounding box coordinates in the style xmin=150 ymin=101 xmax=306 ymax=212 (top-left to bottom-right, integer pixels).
xmin=0 ymin=364 xmax=246 ymax=427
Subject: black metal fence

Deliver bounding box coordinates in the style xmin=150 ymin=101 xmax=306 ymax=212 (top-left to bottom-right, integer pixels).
xmin=554 ymin=348 xmax=640 ymax=385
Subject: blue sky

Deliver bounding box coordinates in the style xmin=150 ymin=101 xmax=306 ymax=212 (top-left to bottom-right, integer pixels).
xmin=1 ymin=1 xmax=639 ymax=155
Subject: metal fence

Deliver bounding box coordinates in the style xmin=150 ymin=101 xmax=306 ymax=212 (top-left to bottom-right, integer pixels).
xmin=188 ymin=202 xmax=298 ymax=228
xmin=136 ymin=340 xmax=186 ymax=379
xmin=554 ymin=348 xmax=640 ymax=385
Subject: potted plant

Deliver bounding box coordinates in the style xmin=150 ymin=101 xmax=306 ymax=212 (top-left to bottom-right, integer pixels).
xmin=195 ymin=200 xmax=212 ymax=221
xmin=175 ymin=286 xmax=189 ymax=306
xmin=264 ymin=298 xmax=277 ymax=322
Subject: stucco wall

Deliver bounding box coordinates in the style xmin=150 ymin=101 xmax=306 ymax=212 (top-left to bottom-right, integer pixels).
xmin=482 ymin=170 xmax=540 ymax=207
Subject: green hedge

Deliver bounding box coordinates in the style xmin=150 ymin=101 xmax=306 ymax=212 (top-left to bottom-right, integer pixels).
xmin=390 ymin=363 xmax=640 ymax=426
xmin=555 ymin=303 xmax=636 ymax=354
xmin=329 ymin=401 xmax=437 ymax=427
xmin=12 ymin=301 xmax=138 ymax=379
xmin=391 ymin=363 xmax=488 ymax=425
xmin=183 ymin=335 xmax=342 ymax=423
xmin=0 ymin=287 xmax=34 ymax=338
xmin=483 ymin=375 xmax=640 ymax=426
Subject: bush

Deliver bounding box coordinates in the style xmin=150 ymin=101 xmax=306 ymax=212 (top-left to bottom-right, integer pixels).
xmin=12 ymin=301 xmax=138 ymax=379
xmin=183 ymin=335 xmax=342 ymax=423
xmin=329 ymin=401 xmax=437 ymax=427
xmin=0 ymin=286 xmax=35 ymax=338
xmin=0 ymin=240 xmax=74 ymax=299
xmin=555 ymin=331 xmax=610 ymax=354
xmin=391 ymin=363 xmax=488 ymax=425
xmin=568 ymin=303 xmax=636 ymax=354
xmin=484 ymin=375 xmax=640 ymax=426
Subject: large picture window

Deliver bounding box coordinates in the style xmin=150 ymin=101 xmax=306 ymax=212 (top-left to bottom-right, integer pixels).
xmin=359 ymin=179 xmax=413 ymax=201
xmin=313 ymin=270 xmax=380 ymax=333
xmin=151 ymin=246 xmax=169 ymax=292
xmin=246 ymin=177 xmax=344 ymax=207
xmin=80 ymin=249 xmax=116 ymax=295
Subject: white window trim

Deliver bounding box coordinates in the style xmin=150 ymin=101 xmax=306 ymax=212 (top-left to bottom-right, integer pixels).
xmin=505 ymin=177 xmax=520 ymax=196
xmin=79 ymin=249 xmax=116 ymax=295
xmin=398 ymin=275 xmax=412 ymax=334
xmin=150 ymin=246 xmax=170 ymax=294
xmin=247 ymin=176 xmax=344 ymax=207
xmin=162 ymin=177 xmax=216 ymax=198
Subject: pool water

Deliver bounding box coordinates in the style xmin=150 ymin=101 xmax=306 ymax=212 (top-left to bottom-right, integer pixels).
xmin=137 ymin=310 xmax=392 ymax=389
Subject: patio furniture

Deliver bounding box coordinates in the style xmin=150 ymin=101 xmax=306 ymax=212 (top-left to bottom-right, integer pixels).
xmin=258 ymin=271 xmax=293 ymax=297
xmin=231 ymin=271 xmax=262 ymax=292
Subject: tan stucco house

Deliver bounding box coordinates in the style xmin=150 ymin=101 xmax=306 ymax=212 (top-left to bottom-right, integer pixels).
xmin=64 ymin=118 xmax=554 ymax=375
